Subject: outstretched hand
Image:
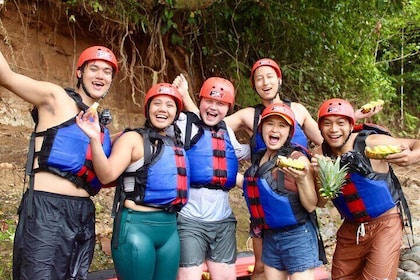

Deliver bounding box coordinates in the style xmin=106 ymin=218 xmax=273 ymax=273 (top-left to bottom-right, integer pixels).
xmin=75 ymin=109 xmax=101 ymax=141
xmin=354 ymin=104 xmax=383 ymax=121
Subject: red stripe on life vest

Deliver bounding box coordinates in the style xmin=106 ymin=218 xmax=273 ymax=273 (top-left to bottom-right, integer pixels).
xmin=173 ymin=146 xmax=188 ymax=205
xmin=342 ymin=180 xmax=371 ymax=222
xmin=77 ymin=132 xmax=104 ymax=178
xmin=211 ymin=131 xmax=227 ymax=186
xmin=246 ymin=177 xmax=267 ymax=228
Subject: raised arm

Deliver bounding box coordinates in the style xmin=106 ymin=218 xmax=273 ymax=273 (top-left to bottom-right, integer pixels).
xmin=172 ymin=73 xmax=199 ymax=114
xmin=224 ymin=107 xmax=256 ymax=136
xmin=76 ymin=110 xmax=143 ymax=184
xmin=0 ymin=50 xmax=62 ymax=108
xmin=366 ymin=133 xmax=420 ymax=167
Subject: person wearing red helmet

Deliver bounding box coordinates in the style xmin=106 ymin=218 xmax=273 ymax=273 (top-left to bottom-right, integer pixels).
xmin=223 ymin=58 xmax=382 ymax=280
xmin=312 ymin=98 xmax=420 ymax=279
xmin=76 ymin=82 xmax=189 ymax=280
xmin=172 ymin=75 xmax=248 ymax=280
xmin=241 ymin=103 xmax=322 ymax=280
xmin=0 ymin=45 xmax=117 ymax=279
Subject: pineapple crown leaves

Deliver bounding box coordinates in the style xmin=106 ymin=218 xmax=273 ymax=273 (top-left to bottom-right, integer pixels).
xmin=317 ymin=156 xmax=349 ymax=199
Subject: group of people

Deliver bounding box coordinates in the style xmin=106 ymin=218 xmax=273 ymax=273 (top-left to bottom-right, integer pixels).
xmin=1 ymin=45 xmax=419 ymax=280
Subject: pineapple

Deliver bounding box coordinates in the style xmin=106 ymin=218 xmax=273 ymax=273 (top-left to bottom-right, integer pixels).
xmin=276 ymin=155 xmax=306 ymax=170
xmin=89 ymin=102 xmax=99 ymax=113
xmin=365 ymin=144 xmax=401 ymax=159
xmin=317 ymin=156 xmax=349 ymax=199
xmin=360 ymin=99 xmax=385 ymax=113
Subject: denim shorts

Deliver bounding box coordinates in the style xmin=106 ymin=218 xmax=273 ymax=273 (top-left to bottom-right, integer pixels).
xmin=262 ymin=220 xmax=322 ymax=274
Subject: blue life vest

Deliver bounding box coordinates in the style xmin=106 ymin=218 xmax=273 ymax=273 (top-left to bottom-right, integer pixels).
xmin=243 ymin=145 xmax=309 ymax=230
xmin=322 ymin=125 xmax=410 ymax=223
xmin=30 ymin=88 xmax=111 ymax=196
xmin=119 ymin=128 xmax=189 ymax=212
xmin=184 ymin=112 xmax=238 ymax=191
xmin=250 ymin=102 xmax=308 ymax=161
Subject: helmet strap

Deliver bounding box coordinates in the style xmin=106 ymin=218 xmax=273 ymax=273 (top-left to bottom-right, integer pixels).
xmin=79 ymin=71 xmax=112 ymax=101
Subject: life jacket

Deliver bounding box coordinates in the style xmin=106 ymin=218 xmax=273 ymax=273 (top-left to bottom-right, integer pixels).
xmin=26 ymin=88 xmax=112 ymax=197
xmin=250 ymin=101 xmax=308 ymax=161
xmin=244 ymin=144 xmax=328 ymax=264
xmin=243 ymin=145 xmax=310 ymax=230
xmin=117 ymin=128 xmax=189 ymax=212
xmin=183 ymin=112 xmax=238 ymax=191
xmin=322 ymin=124 xmax=412 ymax=227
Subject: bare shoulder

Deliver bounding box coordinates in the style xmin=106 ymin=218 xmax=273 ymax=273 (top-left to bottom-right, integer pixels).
xmin=290 ymin=101 xmax=311 ymax=114
xmin=225 ymin=106 xmax=256 ymax=132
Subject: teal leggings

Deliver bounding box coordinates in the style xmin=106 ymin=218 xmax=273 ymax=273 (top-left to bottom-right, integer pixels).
xmin=111 ymin=208 xmax=180 ymax=280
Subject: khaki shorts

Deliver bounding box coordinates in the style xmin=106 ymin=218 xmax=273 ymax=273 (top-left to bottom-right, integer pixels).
xmin=177 ymin=214 xmax=237 ymax=267
xmin=331 ymin=212 xmax=402 ymax=280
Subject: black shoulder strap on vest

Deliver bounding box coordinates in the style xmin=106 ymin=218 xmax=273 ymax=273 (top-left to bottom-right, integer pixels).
xmin=250 ymin=104 xmax=265 ymax=153
xmin=183 ymin=111 xmax=205 ymax=150
xmin=64 ymin=87 xmax=89 ymax=111
xmin=309 ymin=211 xmax=328 ymax=264
xmin=23 ymin=133 xmax=36 ymax=217
xmin=282 ymin=98 xmax=292 ymax=107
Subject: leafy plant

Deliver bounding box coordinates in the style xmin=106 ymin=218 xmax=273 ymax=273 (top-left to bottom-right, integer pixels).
xmin=317 ymin=157 xmax=349 ymax=199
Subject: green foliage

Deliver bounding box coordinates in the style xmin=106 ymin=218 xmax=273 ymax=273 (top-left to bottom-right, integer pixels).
xmin=60 ymin=0 xmax=418 ymax=135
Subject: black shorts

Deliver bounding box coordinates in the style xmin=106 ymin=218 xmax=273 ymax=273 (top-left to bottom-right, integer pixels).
xmin=13 ymin=190 xmax=95 ymax=280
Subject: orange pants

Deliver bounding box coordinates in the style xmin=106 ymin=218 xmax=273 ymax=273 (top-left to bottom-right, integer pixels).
xmin=331 ymin=212 xmax=402 ymax=280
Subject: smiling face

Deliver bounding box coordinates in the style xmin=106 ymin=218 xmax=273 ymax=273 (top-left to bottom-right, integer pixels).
xmin=77 ymin=60 xmax=114 ymax=99
xmin=253 ymin=66 xmax=281 ymax=102
xmin=148 ymin=95 xmax=178 ymax=131
xmin=199 ymin=97 xmax=230 ymax=127
xmin=261 ymin=115 xmax=291 ymax=152
xmin=319 ymin=115 xmax=353 ymax=153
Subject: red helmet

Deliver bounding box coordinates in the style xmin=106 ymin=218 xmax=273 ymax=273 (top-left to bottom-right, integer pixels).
xmin=317 ymin=98 xmax=355 ymax=128
xmin=199 ymin=77 xmax=235 ymax=109
xmin=76 ymin=46 xmax=118 ymax=76
xmin=144 ymin=83 xmax=183 ymax=119
xmin=250 ymin=58 xmax=282 ymax=88
xmin=259 ymin=103 xmax=295 ymax=136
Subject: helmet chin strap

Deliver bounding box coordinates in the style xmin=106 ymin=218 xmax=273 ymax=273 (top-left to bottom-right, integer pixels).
xmin=79 ymin=76 xmax=112 ymax=102
xmin=322 ymin=127 xmax=353 ymax=153
xmin=81 ymin=81 xmax=93 ymax=99
xmin=270 ymin=80 xmax=282 ymax=104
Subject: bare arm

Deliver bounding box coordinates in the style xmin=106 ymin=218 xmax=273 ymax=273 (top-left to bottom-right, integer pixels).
xmin=236 ymin=172 xmax=244 ymax=189
xmin=366 ymin=134 xmax=420 ymax=167
xmin=293 ymin=102 xmax=323 ymax=145
xmin=224 ymin=107 xmax=255 ymax=135
xmin=310 ymin=148 xmax=329 ymax=208
xmin=0 ymin=50 xmax=62 ymax=108
xmin=172 ymin=73 xmax=199 ymax=114
xmin=76 ymin=110 xmax=143 ymax=184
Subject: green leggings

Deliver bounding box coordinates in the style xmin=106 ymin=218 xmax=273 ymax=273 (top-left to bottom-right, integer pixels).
xmin=111 ymin=208 xmax=180 ymax=280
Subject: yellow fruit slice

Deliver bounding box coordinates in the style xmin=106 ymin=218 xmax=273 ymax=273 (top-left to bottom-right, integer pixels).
xmin=276 ymin=155 xmax=306 ymax=170
xmin=90 ymin=102 xmax=99 ymax=112
xmin=202 ymin=272 xmax=211 ymax=280
xmin=365 ymin=145 xmax=401 ymax=159
xmin=360 ymin=99 xmax=385 ymax=113
xmin=247 ymin=265 xmax=255 ymax=273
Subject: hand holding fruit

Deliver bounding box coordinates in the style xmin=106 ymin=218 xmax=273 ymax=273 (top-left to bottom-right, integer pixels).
xmin=360 ymin=99 xmax=384 ymax=114
xmin=276 ymin=155 xmax=306 ymax=170
xmin=365 ymin=144 xmax=401 ymax=159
